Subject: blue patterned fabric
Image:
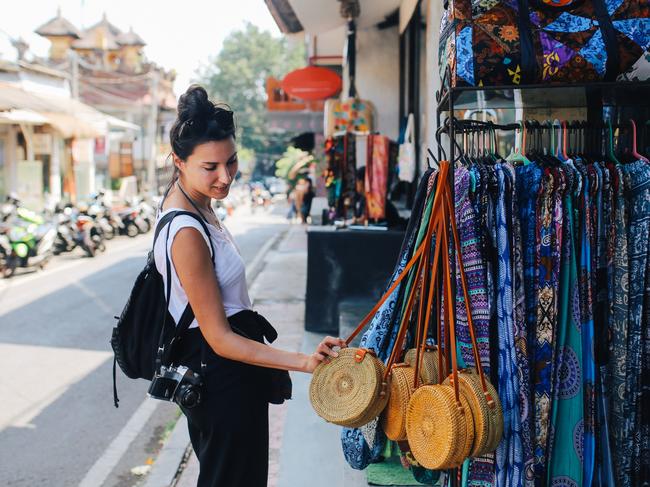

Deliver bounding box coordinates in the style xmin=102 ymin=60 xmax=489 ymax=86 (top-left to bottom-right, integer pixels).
xmin=532 ymin=168 xmax=560 ymax=485
xmin=454 ymin=166 xmax=496 ymax=486
xmin=515 ymin=163 xmax=541 ymax=485
xmin=574 ymin=160 xmax=596 ymax=487
xmin=543 ymin=13 xmax=597 ymax=32
xmin=457 ymin=26 xmax=475 ymax=86
xmin=613 ymin=19 xmax=650 ymax=50
xmin=606 ymin=0 xmax=626 ymax=16
xmin=579 ymin=30 xmax=607 ymax=77
xmin=621 ymin=161 xmax=650 ymax=486
xmin=494 ymin=163 xmax=523 ymax=487
xmin=608 ymin=164 xmax=629 ymax=486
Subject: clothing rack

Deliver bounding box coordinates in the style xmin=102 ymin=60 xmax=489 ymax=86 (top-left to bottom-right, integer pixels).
xmin=433 ymin=65 xmax=650 ymax=487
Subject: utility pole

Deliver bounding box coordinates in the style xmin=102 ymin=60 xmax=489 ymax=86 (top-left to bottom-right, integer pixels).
xmin=70 ymin=50 xmax=79 ymax=99
xmin=147 ymin=70 xmax=159 ymax=195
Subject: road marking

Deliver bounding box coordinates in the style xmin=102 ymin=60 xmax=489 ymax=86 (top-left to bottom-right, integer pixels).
xmin=77 ymin=398 xmax=159 ymax=487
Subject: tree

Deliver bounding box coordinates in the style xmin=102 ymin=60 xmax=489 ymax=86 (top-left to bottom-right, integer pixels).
xmin=196 ymin=22 xmax=305 ymax=162
xmin=275 ymin=146 xmax=314 ymax=187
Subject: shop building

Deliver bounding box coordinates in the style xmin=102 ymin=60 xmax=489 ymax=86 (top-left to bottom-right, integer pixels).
xmin=33 ymin=9 xmax=177 ymax=194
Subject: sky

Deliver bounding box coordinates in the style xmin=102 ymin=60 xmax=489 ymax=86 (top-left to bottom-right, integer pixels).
xmin=0 ymin=0 xmax=281 ymax=95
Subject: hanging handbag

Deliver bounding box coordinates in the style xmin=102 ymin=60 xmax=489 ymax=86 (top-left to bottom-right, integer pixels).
xmin=324 ymin=98 xmax=375 ymax=137
xmin=405 ymin=170 xmax=475 ymax=469
xmin=398 ymin=114 xmax=416 ymax=183
xmin=310 ymin=185 xmax=440 ymax=428
xmin=340 ymin=169 xmax=436 ymax=470
xmin=405 ymin=170 xmax=504 ymax=469
xmin=439 ymin=0 xmax=650 ymax=87
xmin=380 ymin=183 xmax=448 ymax=442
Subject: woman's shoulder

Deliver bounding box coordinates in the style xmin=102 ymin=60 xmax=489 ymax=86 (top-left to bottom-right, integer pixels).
xmin=155 ymin=210 xmax=214 ymax=255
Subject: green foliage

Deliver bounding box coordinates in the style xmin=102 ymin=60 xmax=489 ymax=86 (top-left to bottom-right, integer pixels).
xmin=196 ymin=22 xmax=305 ymax=161
xmin=275 ymin=146 xmax=314 ymax=186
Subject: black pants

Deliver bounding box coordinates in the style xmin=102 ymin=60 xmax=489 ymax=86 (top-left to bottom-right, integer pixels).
xmin=175 ymin=328 xmax=269 ymax=487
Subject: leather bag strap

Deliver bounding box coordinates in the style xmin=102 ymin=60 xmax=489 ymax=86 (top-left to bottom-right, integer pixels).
xmin=344 ymin=165 xmax=448 ymax=346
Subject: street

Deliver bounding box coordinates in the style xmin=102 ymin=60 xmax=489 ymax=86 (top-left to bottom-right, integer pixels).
xmin=0 ymin=202 xmax=289 ymax=487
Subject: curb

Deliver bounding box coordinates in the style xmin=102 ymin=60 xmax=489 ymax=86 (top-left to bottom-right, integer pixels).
xmin=142 ymin=416 xmax=190 ymax=487
xmin=140 ymin=226 xmax=289 ymax=487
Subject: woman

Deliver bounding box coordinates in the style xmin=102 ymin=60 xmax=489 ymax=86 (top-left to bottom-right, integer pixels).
xmin=154 ymin=85 xmax=344 ymax=487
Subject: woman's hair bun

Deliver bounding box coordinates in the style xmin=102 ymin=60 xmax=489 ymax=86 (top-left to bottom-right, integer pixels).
xmin=169 ymin=84 xmax=236 ymax=161
xmin=177 ymin=84 xmax=214 ymax=123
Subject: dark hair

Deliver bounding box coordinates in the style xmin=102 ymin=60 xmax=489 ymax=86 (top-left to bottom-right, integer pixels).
xmin=356 ymin=166 xmax=366 ymax=180
xmin=165 ymin=85 xmax=236 ymax=193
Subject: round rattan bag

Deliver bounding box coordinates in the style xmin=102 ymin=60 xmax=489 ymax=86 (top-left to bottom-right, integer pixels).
xmin=404 ymin=347 xmax=440 ymax=385
xmin=451 ymin=369 xmax=503 ymax=454
xmin=405 ymin=384 xmax=474 ymax=470
xmin=381 ymin=364 xmax=416 ymax=441
xmin=309 ymin=347 xmax=388 ymax=428
xmin=444 ymin=371 xmax=489 ymax=458
xmin=475 ymin=372 xmax=503 ymax=452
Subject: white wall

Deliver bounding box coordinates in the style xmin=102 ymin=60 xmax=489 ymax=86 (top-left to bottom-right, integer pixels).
xmin=352 ymin=25 xmax=400 ymax=140
xmin=425 ymin=0 xmax=445 ymax=156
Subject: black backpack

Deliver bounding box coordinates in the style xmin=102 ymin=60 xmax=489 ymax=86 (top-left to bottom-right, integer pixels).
xmin=110 ymin=210 xmax=214 ymax=407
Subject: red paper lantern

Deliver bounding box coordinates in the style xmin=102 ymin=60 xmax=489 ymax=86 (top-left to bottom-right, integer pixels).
xmin=281 ymin=66 xmax=342 ymax=101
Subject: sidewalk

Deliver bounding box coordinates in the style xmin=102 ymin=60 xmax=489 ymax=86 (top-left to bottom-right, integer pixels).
xmin=148 ymin=222 xmax=368 ymax=487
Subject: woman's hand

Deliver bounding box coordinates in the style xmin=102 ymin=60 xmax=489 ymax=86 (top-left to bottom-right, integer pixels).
xmin=304 ymin=336 xmax=347 ymax=373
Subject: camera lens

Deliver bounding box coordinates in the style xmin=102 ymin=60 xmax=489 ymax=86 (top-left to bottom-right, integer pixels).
xmin=179 ymin=386 xmax=201 ymax=409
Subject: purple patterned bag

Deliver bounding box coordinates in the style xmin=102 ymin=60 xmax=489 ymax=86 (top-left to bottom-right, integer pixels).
xmin=439 ymin=0 xmax=650 ymax=87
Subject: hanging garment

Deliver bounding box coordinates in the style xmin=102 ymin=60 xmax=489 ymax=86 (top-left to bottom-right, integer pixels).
xmin=340 ymin=169 xmax=434 ymax=470
xmin=365 ymin=135 xmax=390 ymax=220
xmin=453 ymin=166 xmax=495 ymax=486
xmin=532 ymin=167 xmax=560 ymax=485
xmin=515 ymin=163 xmax=541 ymax=485
xmin=342 ymin=134 xmax=357 ymax=212
xmin=548 ymin=162 xmax=584 ymax=487
xmin=593 ymin=162 xmax=616 ymax=487
xmin=622 ymin=160 xmax=650 ymax=487
xmin=454 ymin=166 xmax=491 ymax=371
xmin=355 ymin=134 xmax=369 ymax=169
xmin=398 ymin=114 xmax=416 ymax=182
xmin=494 ymin=163 xmax=524 ymax=487
xmin=575 ymin=159 xmax=596 ymax=487
xmin=608 ymin=163 xmax=630 ymax=487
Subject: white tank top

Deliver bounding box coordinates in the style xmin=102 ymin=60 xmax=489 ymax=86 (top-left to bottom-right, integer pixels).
xmin=153 ymin=208 xmax=252 ymax=329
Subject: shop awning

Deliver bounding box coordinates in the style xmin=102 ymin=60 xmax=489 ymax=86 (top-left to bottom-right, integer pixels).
xmin=0 ymin=82 xmax=137 ymax=137
xmin=40 ymin=112 xmax=104 ymax=138
xmin=266 ymin=0 xmax=401 ymax=34
xmin=105 ymin=115 xmax=140 ymax=132
xmin=0 ymin=109 xmax=49 ymax=125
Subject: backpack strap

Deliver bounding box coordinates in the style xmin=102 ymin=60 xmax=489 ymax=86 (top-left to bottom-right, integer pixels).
xmin=155 ymin=210 xmax=216 ymax=371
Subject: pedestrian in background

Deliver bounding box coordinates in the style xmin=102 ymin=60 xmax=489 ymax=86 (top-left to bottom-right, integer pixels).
xmin=156 ymin=85 xmax=344 ymax=487
xmin=300 ymin=177 xmax=314 ymax=224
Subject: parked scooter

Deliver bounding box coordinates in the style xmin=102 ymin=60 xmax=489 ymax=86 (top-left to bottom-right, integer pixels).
xmin=0 ymin=222 xmax=13 ymax=278
xmin=53 ymin=207 xmax=76 ymax=255
xmin=116 ymin=206 xmax=146 ymax=237
xmin=3 ymin=218 xmax=56 ymax=277
xmin=73 ymin=212 xmax=105 ymax=257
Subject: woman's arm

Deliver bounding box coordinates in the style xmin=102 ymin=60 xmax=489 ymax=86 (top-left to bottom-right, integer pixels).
xmin=171 ymin=227 xmax=344 ymax=373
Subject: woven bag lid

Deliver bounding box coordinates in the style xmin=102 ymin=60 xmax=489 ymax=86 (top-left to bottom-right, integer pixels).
xmin=309 ymin=347 xmax=385 ymax=427
xmin=406 ymin=384 xmax=465 ymax=470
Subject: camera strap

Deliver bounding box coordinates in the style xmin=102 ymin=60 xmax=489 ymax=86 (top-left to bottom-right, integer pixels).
xmin=155 ymin=210 xmax=216 ymax=373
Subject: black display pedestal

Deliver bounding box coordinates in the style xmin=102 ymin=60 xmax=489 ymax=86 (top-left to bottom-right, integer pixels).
xmin=305 ymin=226 xmax=405 ymax=334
